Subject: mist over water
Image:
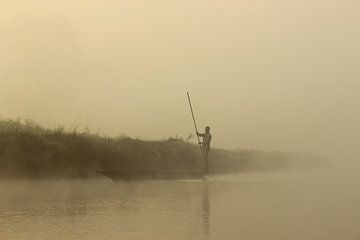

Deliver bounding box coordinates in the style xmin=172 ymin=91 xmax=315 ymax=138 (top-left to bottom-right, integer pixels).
xmin=1 ymin=0 xmax=360 ymax=160
xmin=1 ymin=166 xmax=359 ymax=240
xmin=1 ymin=0 xmax=360 ymax=239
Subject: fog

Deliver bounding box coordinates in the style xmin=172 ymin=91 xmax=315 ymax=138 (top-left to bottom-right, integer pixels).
xmin=1 ymin=0 xmax=359 ymax=161
xmin=1 ymin=168 xmax=360 ymax=240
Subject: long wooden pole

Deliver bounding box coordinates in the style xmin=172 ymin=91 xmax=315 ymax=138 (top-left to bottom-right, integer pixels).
xmin=187 ymin=91 xmax=201 ymax=144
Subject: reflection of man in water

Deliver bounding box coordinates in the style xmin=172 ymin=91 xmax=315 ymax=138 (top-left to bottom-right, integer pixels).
xmin=197 ymin=126 xmax=212 ymax=175
xmin=202 ymin=183 xmax=210 ymax=240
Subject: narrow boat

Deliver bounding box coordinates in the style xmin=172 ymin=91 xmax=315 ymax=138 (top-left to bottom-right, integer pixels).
xmin=99 ymin=170 xmax=204 ymax=181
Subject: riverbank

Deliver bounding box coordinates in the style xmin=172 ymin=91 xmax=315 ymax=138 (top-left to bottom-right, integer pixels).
xmin=0 ymin=119 xmax=328 ymax=179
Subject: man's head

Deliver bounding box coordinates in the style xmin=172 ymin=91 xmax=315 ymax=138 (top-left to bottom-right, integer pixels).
xmin=205 ymin=126 xmax=210 ymax=133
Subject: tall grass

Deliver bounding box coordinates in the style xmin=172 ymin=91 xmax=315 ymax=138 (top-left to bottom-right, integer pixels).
xmin=0 ymin=119 xmax=327 ymax=178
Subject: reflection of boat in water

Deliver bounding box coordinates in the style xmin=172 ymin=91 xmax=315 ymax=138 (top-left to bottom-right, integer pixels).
xmin=99 ymin=170 xmax=205 ymax=181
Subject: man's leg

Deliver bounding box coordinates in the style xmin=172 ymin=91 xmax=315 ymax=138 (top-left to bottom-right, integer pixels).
xmin=204 ymin=150 xmax=209 ymax=175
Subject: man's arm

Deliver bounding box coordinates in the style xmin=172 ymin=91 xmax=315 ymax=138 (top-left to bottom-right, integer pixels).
xmin=197 ymin=132 xmax=205 ymax=137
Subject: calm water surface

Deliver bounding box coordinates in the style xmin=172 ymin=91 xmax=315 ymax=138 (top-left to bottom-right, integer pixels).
xmin=0 ymin=168 xmax=360 ymax=240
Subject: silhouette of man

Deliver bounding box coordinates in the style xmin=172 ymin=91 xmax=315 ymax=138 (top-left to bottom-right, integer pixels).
xmin=197 ymin=126 xmax=212 ymax=175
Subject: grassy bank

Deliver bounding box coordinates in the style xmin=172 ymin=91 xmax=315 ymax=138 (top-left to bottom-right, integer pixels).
xmin=0 ymin=119 xmax=327 ymax=178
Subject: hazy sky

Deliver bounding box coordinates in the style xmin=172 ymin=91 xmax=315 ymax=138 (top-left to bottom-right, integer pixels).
xmin=0 ymin=0 xmax=359 ymax=159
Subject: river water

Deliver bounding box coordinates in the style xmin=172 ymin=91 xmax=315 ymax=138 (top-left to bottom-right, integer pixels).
xmin=0 ymin=168 xmax=359 ymax=240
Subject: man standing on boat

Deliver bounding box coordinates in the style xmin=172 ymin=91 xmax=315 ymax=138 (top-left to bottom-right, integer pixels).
xmin=197 ymin=126 xmax=212 ymax=175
